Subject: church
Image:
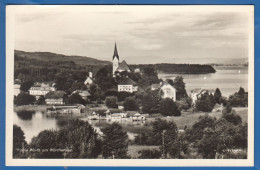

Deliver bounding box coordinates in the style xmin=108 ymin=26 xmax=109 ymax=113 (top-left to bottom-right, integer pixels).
xmin=112 ymin=43 xmax=131 ymax=77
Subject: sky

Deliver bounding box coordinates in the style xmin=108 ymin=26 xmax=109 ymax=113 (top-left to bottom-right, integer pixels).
xmin=12 ymin=5 xmax=253 ymax=64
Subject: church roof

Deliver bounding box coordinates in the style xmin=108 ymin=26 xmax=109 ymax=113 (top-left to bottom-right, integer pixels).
xmin=113 ymin=43 xmax=119 ymax=60
xmin=116 ymin=60 xmax=130 ymax=71
xmin=118 ymin=77 xmax=137 ymax=85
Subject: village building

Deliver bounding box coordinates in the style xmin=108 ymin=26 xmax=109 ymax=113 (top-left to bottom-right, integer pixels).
xmin=84 ymin=72 xmax=93 ymax=85
xmin=29 ymin=82 xmax=56 ymax=99
xmin=45 ymin=90 xmax=67 ymax=105
xmin=190 ymin=88 xmax=215 ymax=104
xmin=118 ymin=77 xmax=138 ymax=93
xmin=112 ymin=43 xmax=131 ymax=77
xmin=151 ymin=81 xmax=176 ymax=101
xmin=73 ymin=90 xmax=91 ymax=101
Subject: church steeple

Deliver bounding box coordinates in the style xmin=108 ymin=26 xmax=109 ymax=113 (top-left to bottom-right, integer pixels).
xmin=113 ymin=42 xmax=119 ymax=60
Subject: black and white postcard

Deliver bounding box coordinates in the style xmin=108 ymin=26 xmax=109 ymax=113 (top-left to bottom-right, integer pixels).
xmin=6 ymin=5 xmax=254 ymax=166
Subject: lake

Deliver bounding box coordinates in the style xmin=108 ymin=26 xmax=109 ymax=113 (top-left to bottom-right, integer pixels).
xmin=158 ymin=66 xmax=248 ymax=97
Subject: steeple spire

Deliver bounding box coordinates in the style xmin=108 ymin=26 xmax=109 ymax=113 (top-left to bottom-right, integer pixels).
xmin=113 ymin=42 xmax=119 ymax=60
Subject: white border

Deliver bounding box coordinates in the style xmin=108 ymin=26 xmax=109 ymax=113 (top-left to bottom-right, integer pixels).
xmin=6 ymin=5 xmax=254 ymax=166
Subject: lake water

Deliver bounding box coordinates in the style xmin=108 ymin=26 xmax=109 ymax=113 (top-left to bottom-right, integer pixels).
xmin=158 ymin=66 xmax=248 ymax=97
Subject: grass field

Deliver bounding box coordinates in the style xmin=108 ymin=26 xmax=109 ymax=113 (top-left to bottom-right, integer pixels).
xmin=145 ymin=107 xmax=248 ymax=130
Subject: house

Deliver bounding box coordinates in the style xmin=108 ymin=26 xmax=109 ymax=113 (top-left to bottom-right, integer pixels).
xmin=190 ymin=88 xmax=215 ymax=104
xmin=126 ymin=111 xmax=145 ymax=121
xmin=29 ymin=82 xmax=56 ymax=99
xmin=112 ymin=43 xmax=131 ymax=77
xmin=151 ymin=81 xmax=176 ymax=101
xmin=118 ymin=77 xmax=138 ymax=93
xmin=47 ymin=104 xmax=85 ymax=115
xmin=45 ymin=91 xmax=67 ymax=105
xmin=73 ymin=90 xmax=91 ymax=100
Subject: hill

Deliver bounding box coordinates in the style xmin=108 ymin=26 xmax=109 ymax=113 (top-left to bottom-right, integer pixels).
xmin=15 ymin=50 xmax=111 ymax=66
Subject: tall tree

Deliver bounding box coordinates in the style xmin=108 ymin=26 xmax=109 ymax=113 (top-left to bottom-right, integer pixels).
xmin=173 ymin=76 xmax=187 ymax=100
xmin=13 ymin=125 xmax=27 ymax=158
xmin=102 ymin=122 xmax=129 ymax=158
xmin=214 ymin=88 xmax=222 ymax=104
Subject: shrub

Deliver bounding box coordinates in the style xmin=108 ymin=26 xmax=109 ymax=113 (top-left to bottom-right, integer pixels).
xmin=138 ymin=149 xmax=161 ymax=159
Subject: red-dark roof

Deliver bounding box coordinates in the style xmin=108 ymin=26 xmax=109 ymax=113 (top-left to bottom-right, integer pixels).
xmin=118 ymin=77 xmax=137 ymax=85
xmin=45 ymin=91 xmax=66 ymax=99
xmin=116 ymin=60 xmax=130 ymax=71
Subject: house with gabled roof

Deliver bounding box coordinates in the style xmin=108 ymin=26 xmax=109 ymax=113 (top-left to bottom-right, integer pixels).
xmin=151 ymin=81 xmax=176 ymax=101
xmin=45 ymin=90 xmax=67 ymax=105
xmin=118 ymin=77 xmax=138 ymax=93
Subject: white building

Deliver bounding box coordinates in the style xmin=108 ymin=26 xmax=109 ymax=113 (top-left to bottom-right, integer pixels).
xmin=190 ymin=88 xmax=215 ymax=104
xmin=29 ymin=83 xmax=56 ymax=99
xmin=118 ymin=77 xmax=138 ymax=93
xmin=151 ymin=81 xmax=176 ymax=101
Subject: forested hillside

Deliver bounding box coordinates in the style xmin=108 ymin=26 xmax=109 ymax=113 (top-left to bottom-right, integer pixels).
xmin=131 ymin=63 xmax=216 ymax=74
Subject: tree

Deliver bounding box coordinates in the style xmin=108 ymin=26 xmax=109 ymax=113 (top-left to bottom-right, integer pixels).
xmin=228 ymin=87 xmax=248 ymax=107
xmin=172 ymin=76 xmax=187 ymax=100
xmin=13 ymin=125 xmax=27 ymax=158
xmin=142 ymin=89 xmax=162 ymax=114
xmin=185 ymin=115 xmax=216 ymax=143
xmin=222 ymin=110 xmax=242 ymax=125
xmin=123 ymin=97 xmax=139 ymax=111
xmin=105 ymin=96 xmax=118 ymax=108
xmin=151 ymin=119 xmax=178 ymax=157
xmin=159 ymin=98 xmax=181 ymax=116
xmin=20 ymin=81 xmax=34 ymax=92
xmin=214 ymin=88 xmax=222 ymax=104
xmin=89 ymin=83 xmax=103 ymax=101
xmin=195 ymin=92 xmax=215 ymax=112
xmin=102 ymin=122 xmax=129 ymax=158
xmin=14 ymin=92 xmax=36 ymax=106
xmin=30 ymin=120 xmax=102 ymax=158
xmin=176 ymin=97 xmax=192 ymax=111
xmin=35 ymin=95 xmax=45 ymax=105
xmin=68 ymin=93 xmax=85 ymax=105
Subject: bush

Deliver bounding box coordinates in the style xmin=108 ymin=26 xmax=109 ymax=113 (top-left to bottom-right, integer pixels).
xmin=15 ymin=92 xmax=36 ymax=106
xmin=105 ymin=96 xmax=118 ymax=108
xmin=35 ymin=95 xmax=45 ymax=105
xmin=222 ymin=110 xmax=242 ymax=125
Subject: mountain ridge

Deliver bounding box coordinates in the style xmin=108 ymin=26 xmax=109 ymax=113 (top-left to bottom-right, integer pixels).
xmin=14 ymin=50 xmax=111 ymax=66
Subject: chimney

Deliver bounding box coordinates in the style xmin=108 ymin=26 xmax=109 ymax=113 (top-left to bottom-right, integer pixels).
xmin=89 ymin=72 xmax=93 ymax=78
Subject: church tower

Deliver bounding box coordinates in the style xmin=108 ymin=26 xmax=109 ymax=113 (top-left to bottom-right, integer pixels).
xmin=112 ymin=43 xmax=119 ymax=77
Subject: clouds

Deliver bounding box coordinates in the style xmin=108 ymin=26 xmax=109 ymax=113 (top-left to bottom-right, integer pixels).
xmin=13 ymin=5 xmax=253 ymax=64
